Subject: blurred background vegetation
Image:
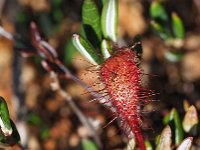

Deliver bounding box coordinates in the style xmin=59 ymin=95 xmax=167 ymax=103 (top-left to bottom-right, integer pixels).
xmin=0 ymin=0 xmax=200 ymax=149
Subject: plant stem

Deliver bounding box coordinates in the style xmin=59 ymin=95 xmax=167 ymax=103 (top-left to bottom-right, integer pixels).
xmin=129 ymin=120 xmax=146 ymax=150
xmin=134 ymin=127 xmax=146 ymax=150
xmin=50 ymin=72 xmax=103 ymax=149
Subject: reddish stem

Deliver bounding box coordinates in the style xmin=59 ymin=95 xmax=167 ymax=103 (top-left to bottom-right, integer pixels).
xmin=133 ymin=126 xmax=146 ymax=150
xmin=127 ymin=118 xmax=146 ymax=150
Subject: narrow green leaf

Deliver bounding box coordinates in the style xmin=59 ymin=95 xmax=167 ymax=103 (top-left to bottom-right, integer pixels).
xmin=101 ymin=0 xmax=118 ymax=42
xmin=163 ymin=112 xmax=170 ymax=124
xmin=27 ymin=113 xmax=42 ymax=126
xmin=65 ymin=25 xmax=87 ymax=65
xmin=156 ymin=125 xmax=172 ymax=150
xmin=151 ymin=21 xmax=171 ymax=40
xmin=82 ymin=139 xmax=98 ymax=150
xmin=101 ymin=0 xmax=106 ymax=5
xmin=163 ymin=108 xmax=184 ymax=145
xmin=182 ymin=105 xmax=198 ymax=133
xmin=150 ymin=2 xmax=168 ymax=21
xmin=0 ymin=97 xmax=12 ymax=136
xmin=64 ymin=38 xmax=77 ymax=65
xmin=172 ymin=12 xmax=185 ymax=39
xmin=0 ymin=119 xmax=20 ymax=147
xmin=170 ymin=108 xmax=184 ymax=145
xmin=72 ymin=34 xmax=103 ymax=65
xmin=176 ymin=137 xmax=193 ymax=150
xmin=101 ymin=39 xmax=112 ymax=59
xmin=82 ymin=0 xmax=102 ymax=47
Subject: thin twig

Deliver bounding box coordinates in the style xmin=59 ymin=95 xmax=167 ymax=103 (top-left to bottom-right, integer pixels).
xmin=0 ymin=26 xmax=113 ymax=109
xmin=0 ymin=26 xmax=116 ymax=148
xmin=50 ymin=71 xmax=102 ymax=148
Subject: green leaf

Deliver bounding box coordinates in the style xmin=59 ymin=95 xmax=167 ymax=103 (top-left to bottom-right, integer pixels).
xmin=64 ymin=25 xmax=87 ymax=65
xmin=101 ymin=39 xmax=112 ymax=59
xmin=101 ymin=0 xmax=118 ymax=42
xmin=156 ymin=125 xmax=172 ymax=150
xmin=0 ymin=119 xmax=20 ymax=147
xmin=163 ymin=112 xmax=170 ymax=125
xmin=171 ymin=109 xmax=184 ymax=145
xmin=27 ymin=113 xmax=42 ymax=126
xmin=168 ymin=108 xmax=184 ymax=145
xmin=72 ymin=34 xmax=103 ymax=65
xmin=0 ymin=97 xmax=12 ymax=136
xmin=40 ymin=126 xmax=50 ymax=139
xmin=176 ymin=137 xmax=193 ymax=150
xmin=53 ymin=9 xmax=64 ymax=23
xmin=64 ymin=38 xmax=77 ymax=64
xmin=82 ymin=139 xmax=98 ymax=150
xmin=16 ymin=11 xmax=27 ymax=23
xmin=150 ymin=21 xmax=171 ymax=40
xmin=82 ymin=0 xmax=102 ymax=47
xmin=182 ymin=105 xmax=198 ymax=133
xmin=101 ymin=0 xmax=106 ymax=5
xmin=150 ymin=2 xmax=168 ymax=21
xmin=172 ymin=12 xmax=185 ymax=39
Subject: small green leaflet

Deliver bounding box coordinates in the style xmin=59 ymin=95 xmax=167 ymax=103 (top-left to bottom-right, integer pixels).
xmin=164 ymin=108 xmax=183 ymax=145
xmin=82 ymin=139 xmax=98 ymax=150
xmin=82 ymin=0 xmax=102 ymax=47
xmin=101 ymin=0 xmax=118 ymax=42
xmin=150 ymin=1 xmax=168 ymax=21
xmin=150 ymin=21 xmax=171 ymax=41
xmin=72 ymin=34 xmax=103 ymax=65
xmin=101 ymin=0 xmax=106 ymax=5
xmin=0 ymin=97 xmax=12 ymax=136
xmin=172 ymin=12 xmax=185 ymax=40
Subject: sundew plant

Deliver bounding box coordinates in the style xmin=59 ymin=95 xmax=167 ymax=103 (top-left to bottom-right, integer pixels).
xmin=0 ymin=0 xmax=199 ymax=150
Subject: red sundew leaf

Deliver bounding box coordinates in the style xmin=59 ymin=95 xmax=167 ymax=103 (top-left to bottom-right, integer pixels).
xmin=100 ymin=48 xmax=147 ymax=150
